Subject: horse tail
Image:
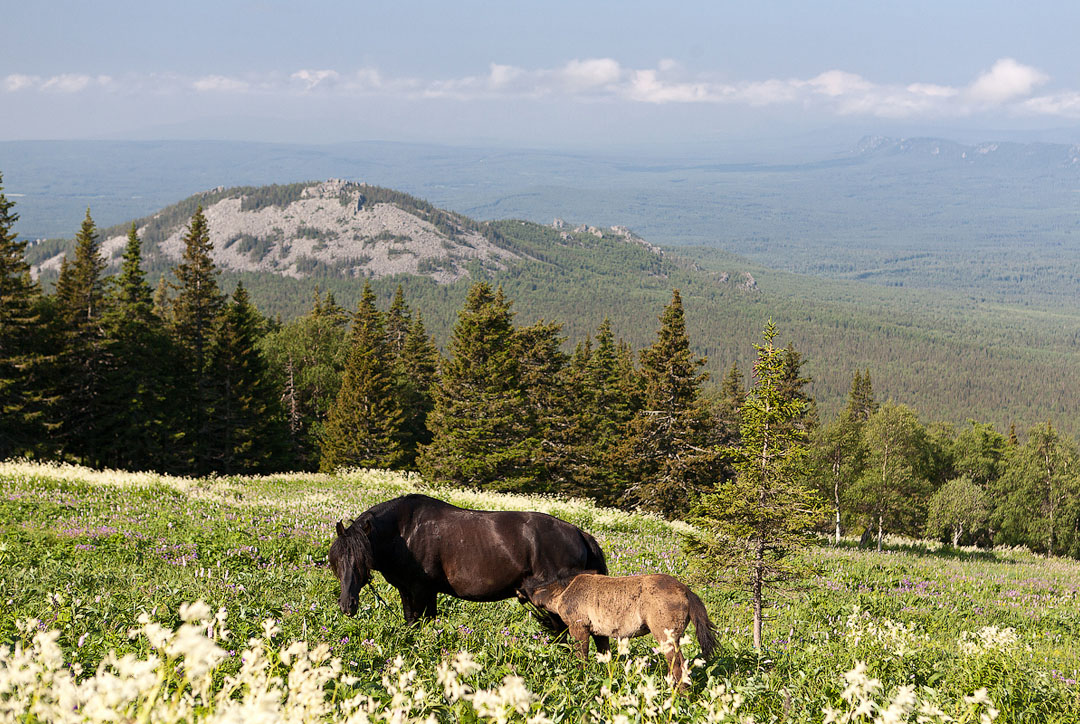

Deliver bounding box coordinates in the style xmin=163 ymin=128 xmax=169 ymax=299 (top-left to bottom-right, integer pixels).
xmin=687 ymin=589 xmax=718 ymax=660
xmin=581 ymin=530 xmax=608 ymax=576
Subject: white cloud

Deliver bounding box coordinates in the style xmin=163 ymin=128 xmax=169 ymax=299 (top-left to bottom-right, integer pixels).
xmin=806 ymin=70 xmax=873 ymax=97
xmin=558 ymin=58 xmax=622 ymax=91
xmin=4 ymin=74 xmax=40 ymax=91
xmin=193 ymin=75 xmax=250 ymax=93
xmin=291 ymin=69 xmax=339 ymax=90
xmin=5 ymin=57 xmax=1079 ymax=122
xmin=966 ymin=58 xmax=1048 ymax=104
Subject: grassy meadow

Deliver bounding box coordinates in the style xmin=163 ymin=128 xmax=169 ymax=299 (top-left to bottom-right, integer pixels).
xmin=2 ymin=461 xmax=1078 ymax=722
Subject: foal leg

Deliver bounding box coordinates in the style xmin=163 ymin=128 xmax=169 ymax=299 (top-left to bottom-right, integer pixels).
xmin=592 ymin=634 xmax=610 ymax=655
xmin=656 ymin=626 xmax=688 ymax=692
xmin=568 ymin=623 xmax=591 ymax=665
xmin=420 ymin=591 xmax=438 ymax=619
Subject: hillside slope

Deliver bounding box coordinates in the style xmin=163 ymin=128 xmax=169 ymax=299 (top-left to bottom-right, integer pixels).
xmin=25 ymin=180 xmax=1080 ymax=435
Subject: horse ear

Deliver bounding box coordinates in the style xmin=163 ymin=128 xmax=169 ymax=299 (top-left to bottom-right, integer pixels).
xmin=336 ymin=521 xmax=346 ymax=537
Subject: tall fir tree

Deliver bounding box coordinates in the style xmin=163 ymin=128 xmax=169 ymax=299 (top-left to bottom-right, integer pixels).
xmin=691 ymin=321 xmax=822 ymax=649
xmin=170 ymin=206 xmax=226 ymax=474
xmin=204 ymin=283 xmax=290 ymax=474
xmin=396 ymin=312 xmax=440 ymax=467
xmin=513 ymin=318 xmax=572 ymax=492
xmin=568 ymin=319 xmax=640 ymax=504
xmin=53 ymin=210 xmax=110 ymax=463
xmin=618 ymin=290 xmax=715 ymax=517
xmin=98 ymin=224 xmax=181 ymax=471
xmin=0 ymin=173 xmax=52 ymax=457
xmin=319 ymin=283 xmax=406 ymax=471
xmin=418 ymin=283 xmax=538 ymax=489
xmin=385 ymin=284 xmax=411 ymax=357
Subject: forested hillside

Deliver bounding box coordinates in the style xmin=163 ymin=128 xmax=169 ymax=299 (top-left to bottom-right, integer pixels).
xmin=21 ymin=180 xmax=1080 ymax=435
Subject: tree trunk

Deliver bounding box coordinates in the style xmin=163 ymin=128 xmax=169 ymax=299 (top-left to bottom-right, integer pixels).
xmin=833 ymin=468 xmax=842 ymax=545
xmin=753 ymin=538 xmax=764 ymax=650
xmin=876 ymin=514 xmax=883 ymax=552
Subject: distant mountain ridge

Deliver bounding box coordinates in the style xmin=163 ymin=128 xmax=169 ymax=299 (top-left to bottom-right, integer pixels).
xmin=853 ymin=135 xmax=1080 ymax=168
xmin=29 ymin=180 xmax=660 ymax=285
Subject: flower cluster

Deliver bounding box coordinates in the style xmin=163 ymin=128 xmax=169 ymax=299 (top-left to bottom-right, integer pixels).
xmin=958 ymin=626 xmax=1019 ymax=656
xmin=844 ymin=606 xmax=928 ymax=658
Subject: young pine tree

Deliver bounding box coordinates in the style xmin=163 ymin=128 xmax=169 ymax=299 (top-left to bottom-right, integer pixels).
xmin=0 ymin=174 xmax=51 ymax=458
xmin=691 ymin=321 xmax=823 ymax=650
xmin=319 ymin=283 xmax=406 ymax=471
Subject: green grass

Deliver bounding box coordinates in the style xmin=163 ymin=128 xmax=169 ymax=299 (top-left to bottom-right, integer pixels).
xmin=2 ymin=462 xmax=1077 ymax=722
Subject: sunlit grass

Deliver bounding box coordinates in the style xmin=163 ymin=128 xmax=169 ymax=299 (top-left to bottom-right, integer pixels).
xmin=2 ymin=461 xmax=1077 ymax=721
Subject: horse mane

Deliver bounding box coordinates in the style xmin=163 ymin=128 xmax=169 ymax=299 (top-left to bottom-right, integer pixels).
xmin=330 ymin=522 xmax=374 ymax=578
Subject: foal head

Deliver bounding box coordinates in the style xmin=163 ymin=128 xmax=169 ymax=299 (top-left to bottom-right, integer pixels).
xmin=328 ymin=518 xmax=374 ymax=616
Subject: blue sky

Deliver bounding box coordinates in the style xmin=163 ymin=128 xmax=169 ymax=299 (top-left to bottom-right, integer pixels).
xmin=3 ymin=1 xmax=1079 ymax=147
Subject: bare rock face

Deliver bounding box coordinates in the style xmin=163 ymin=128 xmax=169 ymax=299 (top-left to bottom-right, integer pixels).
xmin=149 ymin=181 xmax=517 ymax=283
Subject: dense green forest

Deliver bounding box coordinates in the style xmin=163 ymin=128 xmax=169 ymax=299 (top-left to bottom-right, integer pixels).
xmin=18 ymin=178 xmax=1080 ymax=435
xmin=5 ymin=174 xmax=1080 ymax=561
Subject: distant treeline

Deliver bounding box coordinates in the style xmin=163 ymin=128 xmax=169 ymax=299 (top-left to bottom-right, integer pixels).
xmin=3 ymin=178 xmax=1080 ymax=558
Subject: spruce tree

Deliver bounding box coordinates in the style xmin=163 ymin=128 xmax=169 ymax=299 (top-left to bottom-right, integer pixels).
xmin=385 ymin=283 xmax=411 ymax=357
xmin=205 ymin=283 xmax=290 ymax=474
xmin=715 ymin=362 xmax=746 ymax=445
xmin=418 ymin=283 xmax=536 ymax=489
xmin=514 ymin=319 xmax=571 ymax=492
xmin=396 ymin=312 xmax=440 ymax=466
xmin=618 ymin=290 xmax=715 ymax=517
xmin=170 ymin=206 xmax=225 ymax=474
xmin=570 ymin=319 xmax=638 ymax=504
xmin=0 ymin=174 xmax=51 ymax=457
xmin=53 ymin=210 xmax=110 ymax=463
xmin=319 ymin=283 xmax=406 ymax=471
xmin=690 ymin=321 xmax=822 ymax=649
xmin=98 ymin=224 xmax=181 ymax=471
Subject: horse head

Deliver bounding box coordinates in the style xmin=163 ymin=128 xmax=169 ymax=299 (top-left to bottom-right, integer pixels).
xmin=328 ymin=517 xmax=374 ymax=616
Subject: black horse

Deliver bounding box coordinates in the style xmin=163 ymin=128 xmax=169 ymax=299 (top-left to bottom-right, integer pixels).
xmin=328 ymin=493 xmax=608 ymax=624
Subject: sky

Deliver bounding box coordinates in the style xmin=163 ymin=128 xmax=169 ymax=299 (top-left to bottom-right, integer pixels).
xmin=3 ymin=1 xmax=1080 ymax=148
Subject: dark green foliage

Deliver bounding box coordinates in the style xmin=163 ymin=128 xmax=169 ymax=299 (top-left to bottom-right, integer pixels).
xmin=260 ymin=290 xmax=350 ymax=469
xmin=96 ymin=224 xmax=183 ymax=471
xmin=0 ymin=175 xmax=52 ymax=457
xmin=618 ymin=290 xmax=716 ymax=518
xmin=319 ymin=283 xmax=406 ymax=471
xmin=418 ymin=283 xmax=540 ymax=490
xmin=53 ymin=210 xmax=110 ymax=463
xmin=204 ymin=283 xmax=291 ymax=474
xmin=239 ymin=182 xmax=311 ymax=212
xmin=170 ymin=206 xmax=226 ymax=475
xmin=691 ymin=320 xmax=823 ymax=649
xmin=562 ymin=319 xmax=642 ymax=505
xmin=993 ymin=423 xmax=1080 ymax=557
xmin=395 ymin=312 xmax=440 ymax=466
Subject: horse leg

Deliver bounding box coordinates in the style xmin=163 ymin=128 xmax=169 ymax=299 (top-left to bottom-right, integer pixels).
xmin=420 ymin=591 xmax=438 ymax=619
xmin=568 ymin=623 xmax=591 ymax=666
xmin=592 ymin=634 xmax=610 ymax=655
xmin=400 ymin=590 xmax=423 ymax=625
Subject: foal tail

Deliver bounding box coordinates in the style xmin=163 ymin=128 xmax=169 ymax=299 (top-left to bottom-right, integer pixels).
xmin=687 ymin=589 xmax=718 ymax=660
